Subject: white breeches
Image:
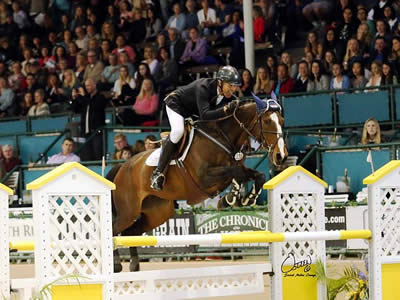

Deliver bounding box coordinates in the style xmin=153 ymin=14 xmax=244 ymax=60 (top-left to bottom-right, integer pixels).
xmin=166 ymin=106 xmax=185 ymax=144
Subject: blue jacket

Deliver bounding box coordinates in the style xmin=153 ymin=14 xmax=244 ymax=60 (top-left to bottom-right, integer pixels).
xmin=330 ymin=75 xmax=350 ymax=90
xmin=167 ymin=13 xmax=187 ymax=33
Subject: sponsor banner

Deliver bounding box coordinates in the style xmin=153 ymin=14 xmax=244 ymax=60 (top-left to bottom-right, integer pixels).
xmin=325 ymin=208 xmax=347 ymax=248
xmin=196 ymin=211 xmax=269 ymax=247
xmin=138 ymin=213 xmax=196 ymax=254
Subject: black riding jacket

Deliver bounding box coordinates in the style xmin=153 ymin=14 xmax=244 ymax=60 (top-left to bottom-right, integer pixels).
xmin=165 ymin=78 xmax=230 ymax=120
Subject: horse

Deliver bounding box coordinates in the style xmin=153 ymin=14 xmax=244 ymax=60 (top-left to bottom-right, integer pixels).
xmin=108 ymin=94 xmax=288 ymax=272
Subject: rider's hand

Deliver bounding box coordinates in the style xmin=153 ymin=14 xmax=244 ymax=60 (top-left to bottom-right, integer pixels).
xmin=224 ymin=100 xmax=239 ymax=115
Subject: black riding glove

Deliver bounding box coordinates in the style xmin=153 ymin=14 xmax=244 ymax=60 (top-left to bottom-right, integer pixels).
xmin=224 ymin=100 xmax=239 ymax=115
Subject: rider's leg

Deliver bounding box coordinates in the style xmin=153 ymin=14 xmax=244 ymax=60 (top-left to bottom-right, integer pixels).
xmin=150 ymin=106 xmax=184 ymax=190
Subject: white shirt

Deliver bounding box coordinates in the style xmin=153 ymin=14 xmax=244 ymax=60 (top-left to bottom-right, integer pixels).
xmin=113 ymin=78 xmax=136 ymax=96
xmin=333 ymin=77 xmax=343 ymax=89
xmin=197 ymin=8 xmax=216 ymax=24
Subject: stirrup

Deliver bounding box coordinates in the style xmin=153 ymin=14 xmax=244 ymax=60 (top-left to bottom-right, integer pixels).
xmin=150 ymin=171 xmax=165 ymax=191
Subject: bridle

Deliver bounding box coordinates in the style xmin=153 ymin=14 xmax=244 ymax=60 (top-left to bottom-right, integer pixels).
xmin=232 ymin=101 xmax=284 ymax=155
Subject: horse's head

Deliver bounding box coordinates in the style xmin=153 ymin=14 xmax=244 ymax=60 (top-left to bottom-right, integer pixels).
xmin=250 ymin=92 xmax=288 ymax=166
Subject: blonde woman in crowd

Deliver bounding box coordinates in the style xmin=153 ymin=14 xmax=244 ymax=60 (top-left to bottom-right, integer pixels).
xmin=28 ymin=89 xmax=50 ymax=117
xmin=280 ymin=51 xmax=298 ymax=79
xmin=113 ymin=65 xmax=136 ymax=106
xmin=142 ymin=46 xmax=159 ymax=75
xmin=365 ymin=61 xmax=382 ymax=92
xmin=343 ymin=38 xmax=361 ymax=72
xmin=63 ymin=69 xmax=80 ymax=99
xmin=75 ymin=52 xmax=87 ymax=84
xmin=304 ymin=31 xmax=323 ymax=59
xmin=253 ymin=66 xmax=274 ymax=95
xmin=101 ymin=22 xmax=116 ymax=42
xmin=361 ymin=118 xmax=383 ymax=145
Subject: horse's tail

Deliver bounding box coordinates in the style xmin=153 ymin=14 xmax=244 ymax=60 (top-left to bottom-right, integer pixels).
xmin=105 ymin=163 xmax=123 ymax=216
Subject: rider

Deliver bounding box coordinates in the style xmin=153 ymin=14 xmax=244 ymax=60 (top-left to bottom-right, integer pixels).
xmin=150 ymin=65 xmax=241 ymax=191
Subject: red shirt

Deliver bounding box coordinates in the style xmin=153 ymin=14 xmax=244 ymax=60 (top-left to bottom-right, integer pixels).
xmin=2 ymin=157 xmax=21 ymax=172
xmin=253 ymin=17 xmax=265 ymax=42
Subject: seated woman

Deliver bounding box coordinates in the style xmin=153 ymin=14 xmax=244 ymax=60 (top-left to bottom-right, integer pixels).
xmin=253 ymin=66 xmax=273 ymax=95
xmin=19 ymin=92 xmax=33 ymax=116
xmin=113 ymin=65 xmax=136 ymax=106
xmin=179 ymin=27 xmax=209 ymax=67
xmin=239 ymin=68 xmax=254 ymax=97
xmin=351 ymin=61 xmax=368 ymax=89
xmin=28 ymin=89 xmax=50 ymax=117
xmin=382 ymin=62 xmax=398 ymax=85
xmin=155 ymin=47 xmax=178 ymax=101
xmin=361 ymin=118 xmax=383 ymax=145
xmin=330 ymin=63 xmax=350 ymax=91
xmin=121 ymin=78 xmax=158 ymax=126
xmin=365 ymin=60 xmax=382 ymax=92
xmin=62 ymin=69 xmax=80 ymax=100
xmin=307 ymin=60 xmax=330 ymax=92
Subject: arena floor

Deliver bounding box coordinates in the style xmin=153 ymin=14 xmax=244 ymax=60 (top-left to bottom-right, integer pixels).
xmin=10 ymin=258 xmax=366 ymax=300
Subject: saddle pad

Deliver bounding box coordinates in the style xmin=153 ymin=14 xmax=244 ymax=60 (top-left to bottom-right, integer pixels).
xmin=145 ymin=128 xmax=195 ymax=166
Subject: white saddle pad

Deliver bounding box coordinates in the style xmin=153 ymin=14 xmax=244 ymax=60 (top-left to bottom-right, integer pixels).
xmin=145 ymin=128 xmax=195 ymax=166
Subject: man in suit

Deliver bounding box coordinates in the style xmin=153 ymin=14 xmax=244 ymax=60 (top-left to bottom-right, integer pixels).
xmin=71 ymin=78 xmax=107 ymax=161
xmin=168 ymin=28 xmax=186 ymax=63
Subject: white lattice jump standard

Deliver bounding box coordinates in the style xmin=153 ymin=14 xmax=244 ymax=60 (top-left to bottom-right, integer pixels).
xmin=1 ymin=162 xmax=400 ymax=300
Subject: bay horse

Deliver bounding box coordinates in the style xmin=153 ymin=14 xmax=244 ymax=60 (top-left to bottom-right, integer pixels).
xmin=108 ymin=95 xmax=288 ymax=272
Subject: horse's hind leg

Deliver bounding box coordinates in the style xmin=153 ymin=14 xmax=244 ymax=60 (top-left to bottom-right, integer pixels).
xmin=123 ymin=197 xmax=175 ymax=272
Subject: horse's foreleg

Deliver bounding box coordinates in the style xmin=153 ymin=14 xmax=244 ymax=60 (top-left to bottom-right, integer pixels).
xmin=241 ymin=169 xmax=266 ymax=206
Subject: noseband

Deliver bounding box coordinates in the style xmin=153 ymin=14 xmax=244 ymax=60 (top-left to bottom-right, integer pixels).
xmin=232 ymin=103 xmax=283 ymax=154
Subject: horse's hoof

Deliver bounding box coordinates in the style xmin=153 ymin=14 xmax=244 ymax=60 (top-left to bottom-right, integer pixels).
xmin=114 ymin=263 xmax=123 ymax=273
xmin=129 ymin=262 xmax=140 ymax=272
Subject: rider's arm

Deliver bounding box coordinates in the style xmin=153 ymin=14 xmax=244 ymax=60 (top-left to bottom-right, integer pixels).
xmin=196 ymin=83 xmax=226 ymax=120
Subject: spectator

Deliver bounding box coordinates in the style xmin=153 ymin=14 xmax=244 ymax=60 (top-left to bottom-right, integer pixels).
xmin=39 ymin=45 xmax=52 ymax=68
xmin=307 ymin=60 xmax=330 ymax=92
xmin=12 ymin=1 xmax=29 ymax=30
xmin=165 ymin=2 xmax=187 ymax=33
xmin=0 ymin=154 xmax=5 ymax=180
xmin=322 ymin=28 xmax=337 ymax=55
xmin=168 ymin=28 xmax=186 ymax=63
xmin=47 ymin=138 xmax=80 ymax=164
xmin=20 ymin=92 xmax=34 ymax=116
xmin=21 ymin=48 xmax=35 ymax=76
xmin=119 ymin=51 xmax=136 ymax=77
xmin=121 ymin=146 xmax=134 ymax=160
xmin=144 ymin=134 xmax=160 ymax=150
xmin=253 ymin=6 xmax=265 ymax=43
xmin=132 ymin=139 xmax=146 ymax=154
xmin=8 ymin=62 xmax=26 ymax=94
xmin=105 ymin=4 xmax=119 ymax=26
xmin=1 ymin=144 xmax=21 ymax=172
xmin=0 ymin=77 xmax=14 ymax=117
xmin=101 ymin=22 xmax=116 ymax=43
xmin=71 ymin=6 xmax=86 ymax=31
xmin=371 ymin=20 xmax=392 ymax=51
xmin=102 ymin=53 xmax=120 ymax=90
xmin=280 ymin=52 xmax=298 ymax=79
xmin=100 ymin=39 xmax=112 ymax=64
xmin=74 ymin=26 xmax=89 ymax=51
xmin=122 ymin=78 xmax=158 ymax=125
xmin=389 ymin=36 xmax=400 ymax=74
xmin=83 ymin=50 xmax=104 ymax=83
xmin=112 ymin=34 xmax=136 ymax=63
xmin=239 ymin=68 xmax=254 ymax=97
xmin=57 ymin=58 xmax=69 ymax=81
xmin=1 ymin=15 xmax=20 ymax=44
xmin=113 ymin=65 xmax=136 ymax=106
xmin=305 ymin=31 xmax=323 ymax=59
xmin=361 ymin=118 xmax=382 ymax=145
xmin=356 ymin=7 xmax=375 ymax=36
xmin=156 ymin=32 xmax=167 ymax=50
xmin=253 ymin=66 xmax=273 ymax=95
xmin=198 ymin=0 xmax=216 ymax=35
xmin=87 ymin=38 xmax=100 ymax=56
xmin=330 ymin=63 xmax=350 ymax=90
xmin=215 ymin=0 xmax=233 ymax=27
xmin=322 ymin=49 xmax=337 ymax=75
xmin=112 ymin=133 xmax=130 ymax=160
xmin=365 ymin=60 xmax=383 ymax=92
xmin=370 ymin=36 xmax=389 ymax=64
xmin=45 ymin=74 xmax=65 ymax=110
xmin=180 ymin=27 xmax=208 ymax=67
xmin=368 ymin=0 xmax=392 ymax=21
xmin=52 ymin=46 xmax=68 ymax=67
xmin=273 ymin=63 xmax=295 ymax=95
xmin=0 ymin=38 xmax=15 ymax=62
xmin=87 ymin=25 xmax=100 ymax=41
xmin=28 ymin=89 xmax=50 ymax=117
xmin=142 ymin=46 xmax=160 ymax=75
xmin=62 ymin=69 xmax=80 ymax=100
xmin=343 ymin=38 xmax=363 ymax=73
xmin=184 ymin=0 xmax=199 ymax=37
xmin=60 ymin=30 xmax=73 ymax=51
xmin=71 ymin=78 xmax=107 ymax=161
xmin=302 ymin=0 xmax=333 ymax=28
xmin=145 ymin=6 xmax=162 ymax=41
xmin=351 ymin=61 xmax=368 ymax=89
xmin=135 ymin=63 xmax=153 ymax=92
xmin=155 ymin=47 xmax=179 ymax=100
xmin=129 ymin=9 xmax=147 ymax=44
xmin=335 ymin=7 xmax=359 ymax=62
xmin=383 ymin=6 xmax=398 ymax=32
xmin=294 ymin=61 xmax=310 ymax=93
xmin=382 ymin=62 xmax=398 ymax=85
xmin=266 ymin=55 xmax=277 ymax=81
xmin=356 ymin=23 xmax=373 ymax=56
xmin=75 ymin=52 xmax=87 ymax=84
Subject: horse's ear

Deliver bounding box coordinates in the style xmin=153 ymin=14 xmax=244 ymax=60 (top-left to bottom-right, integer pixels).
xmin=271 ymin=91 xmax=278 ymax=102
xmin=251 ymin=92 xmax=268 ymax=112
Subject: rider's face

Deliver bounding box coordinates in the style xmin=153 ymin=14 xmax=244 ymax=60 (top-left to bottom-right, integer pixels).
xmin=221 ymin=82 xmax=238 ymax=98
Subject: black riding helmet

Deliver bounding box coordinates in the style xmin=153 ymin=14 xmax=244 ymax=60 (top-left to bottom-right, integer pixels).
xmin=216 ymin=65 xmax=241 ymax=86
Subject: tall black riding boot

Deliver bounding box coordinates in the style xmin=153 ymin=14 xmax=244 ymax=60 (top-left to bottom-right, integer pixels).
xmin=150 ymin=137 xmax=178 ymax=191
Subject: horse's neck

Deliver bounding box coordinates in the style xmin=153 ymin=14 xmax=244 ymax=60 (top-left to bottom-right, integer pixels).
xmin=219 ymin=103 xmax=257 ymax=146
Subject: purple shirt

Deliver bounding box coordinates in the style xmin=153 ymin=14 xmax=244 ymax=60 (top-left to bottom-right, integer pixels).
xmin=47 ymin=153 xmax=80 ymax=164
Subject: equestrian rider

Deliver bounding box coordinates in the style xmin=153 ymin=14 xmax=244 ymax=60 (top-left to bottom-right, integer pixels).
xmin=150 ymin=65 xmax=241 ymax=191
